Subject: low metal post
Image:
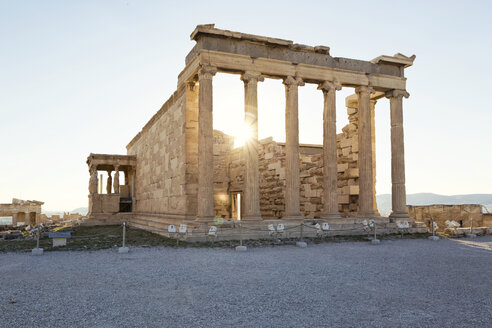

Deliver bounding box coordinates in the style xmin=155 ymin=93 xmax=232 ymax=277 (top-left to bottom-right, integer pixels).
xmin=235 ymin=222 xmax=247 ymax=251
xmin=122 ymin=222 xmax=126 ymax=248
xmin=36 ymin=223 xmax=40 ymax=249
xmin=239 ymin=223 xmax=243 ymax=247
xmin=118 ymin=222 xmax=130 ymax=253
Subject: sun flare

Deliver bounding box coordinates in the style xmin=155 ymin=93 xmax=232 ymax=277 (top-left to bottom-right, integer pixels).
xmin=233 ymin=122 xmax=253 ymax=148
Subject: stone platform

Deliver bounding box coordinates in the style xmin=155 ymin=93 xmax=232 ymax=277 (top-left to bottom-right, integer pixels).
xmin=127 ymin=215 xmax=428 ymax=242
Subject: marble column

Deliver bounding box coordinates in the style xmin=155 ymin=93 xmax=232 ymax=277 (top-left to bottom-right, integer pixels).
xmin=355 ymin=86 xmax=376 ymax=217
xmin=196 ymin=65 xmax=217 ymax=222
xmin=370 ymin=99 xmax=380 ymax=215
xmin=12 ymin=212 xmax=18 ymax=226
xmin=106 ymin=171 xmax=112 ymax=194
xmin=283 ymin=75 xmax=304 ymax=220
xmin=318 ymin=81 xmax=342 ymax=219
xmin=241 ymin=71 xmax=264 ymax=221
xmin=386 ymin=89 xmax=411 ymax=220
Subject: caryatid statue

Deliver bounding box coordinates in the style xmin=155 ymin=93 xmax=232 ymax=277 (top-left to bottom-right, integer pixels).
xmin=89 ymin=166 xmax=98 ymax=194
xmin=113 ymin=166 xmax=120 ymax=194
xmin=106 ymin=170 xmax=113 ymax=194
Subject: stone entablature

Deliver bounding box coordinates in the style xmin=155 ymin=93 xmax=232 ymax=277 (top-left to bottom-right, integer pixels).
xmin=0 ymin=199 xmax=43 ymax=226
xmin=186 ymin=24 xmax=412 ymax=78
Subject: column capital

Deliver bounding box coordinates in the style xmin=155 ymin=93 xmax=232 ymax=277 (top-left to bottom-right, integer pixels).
xmin=355 ymin=86 xmax=375 ymax=95
xmin=318 ymin=80 xmax=341 ymax=92
xmin=385 ymin=89 xmax=410 ymax=99
xmin=241 ymin=71 xmax=264 ymax=85
xmin=198 ymin=65 xmax=217 ymax=80
xmin=283 ymin=75 xmax=304 ymax=87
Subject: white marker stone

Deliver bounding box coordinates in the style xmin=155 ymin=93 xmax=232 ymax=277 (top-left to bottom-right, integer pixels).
xmin=235 ymin=246 xmax=247 ymax=252
xmin=31 ymin=248 xmax=44 ymax=256
xmin=118 ymin=246 xmax=130 ymax=254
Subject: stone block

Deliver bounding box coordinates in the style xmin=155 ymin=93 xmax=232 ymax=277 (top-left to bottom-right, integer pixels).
xmin=340 ymin=138 xmax=352 ymax=148
xmin=347 ymin=168 xmax=359 ymax=178
xmin=349 ymin=186 xmax=359 ymax=195
xmin=337 ymin=163 xmax=348 ymax=173
xmin=338 ymin=195 xmax=350 ymax=204
xmin=347 ymin=107 xmax=357 ymax=115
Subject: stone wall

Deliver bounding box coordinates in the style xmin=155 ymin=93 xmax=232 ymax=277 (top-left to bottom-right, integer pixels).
xmin=407 ymin=204 xmax=484 ymax=231
xmin=336 ymin=96 xmax=378 ymax=216
xmin=213 ymin=130 xmax=378 ymax=220
xmin=213 ymin=131 xmax=235 ymax=218
xmin=127 ymin=86 xmax=188 ymax=217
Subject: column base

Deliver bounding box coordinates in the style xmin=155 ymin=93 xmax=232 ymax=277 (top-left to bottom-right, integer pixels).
xmin=321 ymin=213 xmax=343 ymax=220
xmin=241 ymin=215 xmax=263 ymax=221
xmin=389 ymin=212 xmax=413 ymax=223
xmin=357 ymin=211 xmax=377 ymax=218
xmin=283 ymin=215 xmax=303 ymax=220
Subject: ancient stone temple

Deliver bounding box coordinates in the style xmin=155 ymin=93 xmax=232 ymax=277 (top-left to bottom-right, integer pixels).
xmin=0 ymin=199 xmax=43 ymax=226
xmin=86 ymin=24 xmax=418 ymax=237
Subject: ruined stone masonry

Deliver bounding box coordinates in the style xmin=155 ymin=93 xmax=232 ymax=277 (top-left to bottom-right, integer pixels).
xmin=85 ymin=24 xmax=419 ymax=237
xmin=0 ymin=199 xmax=43 ymax=226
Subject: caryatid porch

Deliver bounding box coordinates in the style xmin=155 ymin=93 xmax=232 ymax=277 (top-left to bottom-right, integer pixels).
xmin=86 ymin=154 xmax=136 ymax=221
xmin=185 ymin=24 xmax=415 ymax=223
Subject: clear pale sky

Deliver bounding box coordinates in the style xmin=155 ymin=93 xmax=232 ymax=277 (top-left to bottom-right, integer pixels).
xmin=1 ymin=0 xmax=491 ymax=211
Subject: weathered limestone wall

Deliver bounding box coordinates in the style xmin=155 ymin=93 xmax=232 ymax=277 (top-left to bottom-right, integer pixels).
xmin=0 ymin=199 xmax=43 ymax=225
xmin=407 ymin=204 xmax=484 ymax=231
xmin=336 ymin=97 xmax=378 ymax=216
xmin=127 ymin=86 xmax=188 ymax=217
xmin=213 ymin=131 xmax=235 ymax=218
xmin=213 ymin=132 xmax=374 ymax=220
xmin=483 ymin=214 xmax=492 ymax=227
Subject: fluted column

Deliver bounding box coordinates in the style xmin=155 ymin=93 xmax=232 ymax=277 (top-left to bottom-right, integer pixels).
xmin=355 ymin=86 xmax=376 ymax=217
xmin=241 ymin=71 xmax=264 ymax=221
xmin=283 ymin=75 xmax=304 ymax=220
xmin=318 ymin=81 xmax=342 ymax=219
xmin=386 ymin=89 xmax=411 ymax=220
xmin=196 ymin=65 xmax=217 ymax=222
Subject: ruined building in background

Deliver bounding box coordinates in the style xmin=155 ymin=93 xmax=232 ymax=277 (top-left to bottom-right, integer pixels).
xmin=85 ymin=24 xmax=417 ymax=236
xmin=0 ymin=199 xmax=43 ymax=226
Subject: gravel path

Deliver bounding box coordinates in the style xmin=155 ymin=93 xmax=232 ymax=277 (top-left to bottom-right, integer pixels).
xmin=1 ymin=236 xmax=491 ymax=327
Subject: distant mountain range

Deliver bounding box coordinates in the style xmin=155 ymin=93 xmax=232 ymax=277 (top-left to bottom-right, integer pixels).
xmin=42 ymin=207 xmax=88 ymax=216
xmin=42 ymin=193 xmax=492 ymax=218
xmin=377 ymin=193 xmax=492 ymax=216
